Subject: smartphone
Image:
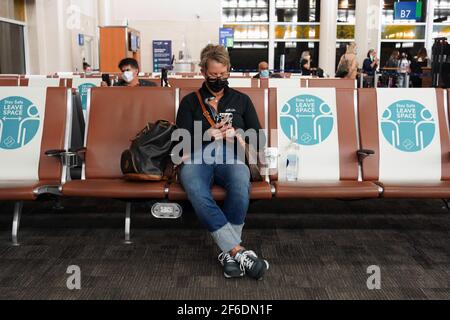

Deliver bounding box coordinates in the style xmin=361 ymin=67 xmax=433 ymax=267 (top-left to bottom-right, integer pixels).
xmin=101 ymin=73 xmax=111 ymax=87
xmin=216 ymin=113 xmax=233 ymax=126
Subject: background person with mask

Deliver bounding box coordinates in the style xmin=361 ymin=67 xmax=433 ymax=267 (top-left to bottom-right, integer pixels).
xmin=101 ymin=58 xmax=157 ymax=87
xmin=363 ymin=49 xmax=379 ymax=76
xmin=362 ymin=49 xmax=379 ymax=87
xmin=253 ymin=61 xmax=281 ymax=79
xmin=300 ymin=51 xmax=312 ymax=76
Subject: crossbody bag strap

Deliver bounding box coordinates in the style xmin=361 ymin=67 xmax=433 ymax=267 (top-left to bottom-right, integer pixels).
xmin=195 ymin=90 xmax=216 ymax=128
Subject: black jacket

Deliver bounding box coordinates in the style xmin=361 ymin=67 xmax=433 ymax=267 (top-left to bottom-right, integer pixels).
xmin=176 ymin=82 xmax=265 ymax=154
xmin=363 ymin=58 xmax=378 ymax=76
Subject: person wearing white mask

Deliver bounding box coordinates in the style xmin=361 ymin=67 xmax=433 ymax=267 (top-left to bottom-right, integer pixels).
xmin=300 ymin=51 xmax=312 ymax=76
xmin=101 ymin=58 xmax=157 ymax=87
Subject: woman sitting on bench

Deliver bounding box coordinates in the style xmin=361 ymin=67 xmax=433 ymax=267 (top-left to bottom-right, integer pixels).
xmin=175 ymin=44 xmax=270 ymax=280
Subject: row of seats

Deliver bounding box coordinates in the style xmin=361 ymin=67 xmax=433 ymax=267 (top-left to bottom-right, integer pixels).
xmin=0 ymin=77 xmax=99 ymax=88
xmin=149 ymin=78 xmax=356 ymax=89
xmin=1 ymin=86 xmax=448 ymax=245
xmin=0 ymin=76 xmax=357 ymax=89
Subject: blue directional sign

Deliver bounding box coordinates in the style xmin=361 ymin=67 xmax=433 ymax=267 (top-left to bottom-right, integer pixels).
xmin=394 ymin=1 xmax=422 ymax=21
xmin=219 ymin=28 xmax=234 ymax=48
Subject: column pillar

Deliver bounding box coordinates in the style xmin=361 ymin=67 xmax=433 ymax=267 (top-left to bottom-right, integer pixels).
xmin=425 ymin=0 xmax=435 ymax=54
xmin=355 ymin=0 xmax=382 ymax=65
xmin=98 ymin=0 xmax=112 ymax=26
xmin=318 ymin=0 xmax=338 ymax=76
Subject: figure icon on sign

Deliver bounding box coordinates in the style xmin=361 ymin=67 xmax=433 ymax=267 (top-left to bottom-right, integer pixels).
xmin=313 ymin=103 xmax=333 ymax=143
xmin=0 ymin=118 xmax=3 ymax=143
xmin=381 ymin=108 xmax=400 ymax=147
xmin=280 ymin=102 xmax=298 ymax=141
xmin=415 ymin=109 xmax=434 ymax=150
xmin=17 ymin=105 xmax=40 ymax=147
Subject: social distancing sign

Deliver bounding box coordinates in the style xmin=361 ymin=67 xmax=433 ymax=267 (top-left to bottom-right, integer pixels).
xmin=277 ymin=88 xmax=340 ymax=182
xmin=72 ymin=78 xmax=102 ymax=113
xmin=377 ymin=88 xmax=441 ymax=182
xmin=0 ymin=87 xmax=47 ymax=180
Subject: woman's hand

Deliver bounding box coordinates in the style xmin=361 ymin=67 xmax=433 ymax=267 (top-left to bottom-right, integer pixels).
xmin=208 ymin=127 xmax=225 ymax=141
xmin=207 ymin=120 xmax=234 ymax=141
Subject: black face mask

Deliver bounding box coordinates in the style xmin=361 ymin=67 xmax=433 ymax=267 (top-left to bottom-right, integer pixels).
xmin=206 ymin=77 xmax=229 ymax=93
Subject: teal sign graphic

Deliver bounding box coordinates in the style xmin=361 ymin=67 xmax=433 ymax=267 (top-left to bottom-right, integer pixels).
xmin=381 ymin=100 xmax=435 ymax=152
xmin=280 ymin=94 xmax=334 ymax=146
xmin=0 ymin=96 xmax=40 ymax=150
xmin=78 ymin=83 xmax=96 ymax=111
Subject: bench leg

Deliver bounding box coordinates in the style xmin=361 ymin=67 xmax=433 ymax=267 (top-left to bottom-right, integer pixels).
xmin=442 ymin=199 xmax=450 ymax=211
xmin=12 ymin=201 xmax=23 ymax=246
xmin=124 ymin=202 xmax=132 ymax=245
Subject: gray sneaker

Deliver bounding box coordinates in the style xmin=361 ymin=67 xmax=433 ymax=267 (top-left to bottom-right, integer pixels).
xmin=218 ymin=252 xmax=245 ymax=279
xmin=234 ymin=249 xmax=269 ymax=280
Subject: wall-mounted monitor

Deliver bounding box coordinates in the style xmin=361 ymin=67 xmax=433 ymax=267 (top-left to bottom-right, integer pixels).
xmin=129 ymin=32 xmax=139 ymax=52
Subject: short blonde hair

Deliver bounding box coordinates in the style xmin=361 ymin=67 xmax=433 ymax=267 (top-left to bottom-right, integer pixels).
xmin=199 ymin=44 xmax=231 ymax=71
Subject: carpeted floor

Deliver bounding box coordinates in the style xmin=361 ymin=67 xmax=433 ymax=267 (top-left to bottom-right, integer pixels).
xmin=0 ymin=198 xmax=449 ymax=300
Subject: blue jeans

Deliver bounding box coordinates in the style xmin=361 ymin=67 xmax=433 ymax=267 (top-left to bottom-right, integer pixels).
xmin=179 ymin=145 xmax=251 ymax=252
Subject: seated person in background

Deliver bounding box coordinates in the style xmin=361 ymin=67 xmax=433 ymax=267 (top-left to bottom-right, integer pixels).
xmin=253 ymin=61 xmax=282 ymax=79
xmin=315 ymin=67 xmax=325 ymax=78
xmin=300 ymin=51 xmax=312 ymax=76
xmin=101 ymin=58 xmax=157 ymax=87
xmin=83 ymin=62 xmax=92 ymax=73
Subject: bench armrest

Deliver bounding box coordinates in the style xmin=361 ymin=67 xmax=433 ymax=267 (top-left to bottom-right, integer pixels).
xmin=357 ymin=149 xmax=375 ymax=163
xmin=45 ymin=148 xmax=86 ymax=168
xmin=45 ymin=149 xmax=67 ymax=157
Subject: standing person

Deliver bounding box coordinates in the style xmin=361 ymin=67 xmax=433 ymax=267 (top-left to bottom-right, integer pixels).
xmin=362 ymin=49 xmax=379 ymax=87
xmin=410 ymin=47 xmax=429 ymax=87
xmin=336 ymin=43 xmax=359 ymax=79
xmin=300 ymin=51 xmax=312 ymax=76
xmin=397 ymin=52 xmax=411 ymax=88
xmin=176 ymin=44 xmax=269 ymax=280
xmin=363 ymin=49 xmax=379 ymax=76
xmin=386 ymin=50 xmax=400 ymax=68
xmin=385 ymin=50 xmax=400 ymax=87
